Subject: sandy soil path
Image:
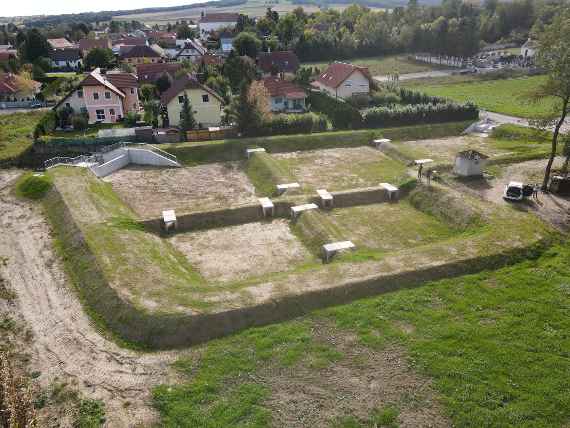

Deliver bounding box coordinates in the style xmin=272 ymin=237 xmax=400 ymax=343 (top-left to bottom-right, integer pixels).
xmin=0 ymin=170 xmax=179 ymax=427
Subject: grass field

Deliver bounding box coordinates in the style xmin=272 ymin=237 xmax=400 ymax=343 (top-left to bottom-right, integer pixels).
xmin=407 ymin=75 xmax=557 ymax=119
xmin=305 ymin=54 xmax=444 ymax=76
xmin=153 ymin=239 xmax=570 ymax=427
xmin=0 ymin=111 xmax=43 ymax=165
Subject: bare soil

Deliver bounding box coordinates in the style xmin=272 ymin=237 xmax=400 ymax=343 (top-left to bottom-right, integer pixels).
xmin=170 ymin=220 xmax=312 ymax=282
xmin=0 ymin=170 xmax=182 ymax=427
xmin=273 ymin=147 xmax=408 ymax=192
xmin=104 ymin=162 xmax=257 ymax=218
xmin=452 ymin=158 xmax=570 ymax=230
xmin=262 ymin=321 xmax=450 ymax=428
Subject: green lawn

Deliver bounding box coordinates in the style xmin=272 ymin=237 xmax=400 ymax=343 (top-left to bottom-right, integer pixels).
xmin=408 ymin=76 xmax=557 ymax=119
xmin=0 ymin=111 xmax=43 ymax=165
xmin=305 ymin=54 xmax=444 ymax=76
xmin=154 ymin=239 xmax=570 ymax=427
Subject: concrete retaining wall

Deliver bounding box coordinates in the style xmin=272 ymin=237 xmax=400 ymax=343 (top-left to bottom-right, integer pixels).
xmin=91 ymin=154 xmax=130 ymax=178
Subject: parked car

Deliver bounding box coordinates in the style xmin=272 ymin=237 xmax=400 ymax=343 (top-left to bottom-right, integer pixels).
xmin=503 ymin=181 xmax=533 ymax=201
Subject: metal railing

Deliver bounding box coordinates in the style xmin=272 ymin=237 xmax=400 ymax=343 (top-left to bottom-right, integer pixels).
xmin=44 ymin=154 xmax=97 ymax=169
xmin=98 ymin=141 xmax=179 ymax=164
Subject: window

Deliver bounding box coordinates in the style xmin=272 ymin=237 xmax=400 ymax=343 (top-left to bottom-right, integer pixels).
xmin=96 ymin=109 xmax=105 ymax=121
xmin=65 ymin=103 xmax=71 ymax=108
xmin=109 ymin=108 xmax=115 ymax=116
xmin=202 ymin=94 xmax=209 ymax=103
xmin=178 ymin=95 xmax=184 ymax=104
xmin=105 ymin=91 xmax=111 ymax=99
xmin=130 ymin=88 xmax=135 ymax=94
xmin=77 ymin=89 xmax=83 ymax=98
xmin=80 ymin=107 xmax=87 ymax=114
xmin=93 ymin=92 xmax=99 ymax=100
xmin=274 ymin=97 xmax=283 ymax=104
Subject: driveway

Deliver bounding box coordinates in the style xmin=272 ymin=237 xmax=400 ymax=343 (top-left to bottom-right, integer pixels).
xmin=480 ymin=110 xmax=570 ymax=134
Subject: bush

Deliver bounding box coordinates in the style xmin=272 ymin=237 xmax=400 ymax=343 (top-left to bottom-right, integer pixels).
xmin=363 ymin=102 xmax=479 ymax=128
xmin=370 ymin=91 xmax=401 ymax=107
xmin=261 ymin=113 xmax=329 ymax=136
xmin=124 ymin=112 xmax=141 ymax=127
xmin=71 ymin=115 xmax=88 ymax=131
xmin=397 ymin=87 xmax=447 ymax=105
xmin=15 ymin=173 xmax=52 ymax=200
xmin=308 ymin=92 xmax=362 ymax=129
xmin=33 ymin=110 xmax=57 ymax=140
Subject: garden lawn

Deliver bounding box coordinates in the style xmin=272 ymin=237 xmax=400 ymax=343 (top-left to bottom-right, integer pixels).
xmin=0 ymin=111 xmax=43 ymax=164
xmin=154 ymin=240 xmax=570 ymax=427
xmin=305 ymin=54 xmax=444 ymax=76
xmin=409 ymin=75 xmax=556 ymax=119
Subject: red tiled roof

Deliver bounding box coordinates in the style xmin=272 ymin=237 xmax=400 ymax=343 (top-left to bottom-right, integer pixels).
xmin=113 ymin=37 xmax=147 ymax=47
xmin=136 ymin=62 xmax=182 ymax=83
xmin=106 ymin=71 xmax=138 ymax=88
xmin=120 ymin=45 xmax=162 ymax=59
xmin=200 ymin=53 xmax=224 ymax=67
xmin=0 ymin=73 xmax=40 ymax=95
xmin=160 ymin=73 xmax=224 ymax=105
xmin=48 ymin=38 xmax=76 ymax=49
xmin=78 ymin=38 xmax=111 ymax=52
xmin=315 ymin=62 xmax=372 ymax=89
xmin=199 ymin=13 xmax=239 ymax=23
xmin=261 ymin=77 xmax=306 ymax=99
xmin=258 ymin=51 xmax=300 ymax=74
xmin=80 ymin=69 xmax=125 ymax=97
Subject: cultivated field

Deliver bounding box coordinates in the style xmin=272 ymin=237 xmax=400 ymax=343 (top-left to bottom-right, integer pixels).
xmin=407 ymin=75 xmax=556 ymax=119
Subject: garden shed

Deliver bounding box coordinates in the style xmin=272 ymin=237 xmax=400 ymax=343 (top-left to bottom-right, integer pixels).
xmin=453 ymin=150 xmax=489 ymax=177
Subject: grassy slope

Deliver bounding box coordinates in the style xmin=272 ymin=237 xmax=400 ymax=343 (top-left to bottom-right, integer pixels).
xmin=407 ymin=76 xmax=556 ymax=119
xmin=154 ymin=240 xmax=570 ymax=427
xmin=305 ymin=54 xmax=445 ymax=76
xmin=0 ymin=111 xmax=43 ymax=164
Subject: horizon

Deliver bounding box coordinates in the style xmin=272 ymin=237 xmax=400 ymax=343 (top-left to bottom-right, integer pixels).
xmin=2 ymin=0 xmax=203 ymax=19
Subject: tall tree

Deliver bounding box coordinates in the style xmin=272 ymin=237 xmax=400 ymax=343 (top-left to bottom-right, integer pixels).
xmin=179 ymin=94 xmax=197 ymax=131
xmin=22 ymin=29 xmax=49 ymax=63
xmin=232 ymin=32 xmax=261 ymax=58
xmin=532 ymin=8 xmax=570 ymax=190
xmin=84 ymin=48 xmax=114 ymax=70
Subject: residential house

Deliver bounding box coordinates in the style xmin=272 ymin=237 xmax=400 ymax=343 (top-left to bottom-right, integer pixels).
xmin=112 ymin=37 xmax=147 ymax=54
xmin=174 ymin=39 xmax=206 ymax=62
xmin=199 ymin=53 xmax=224 ymax=68
xmin=160 ymin=73 xmax=224 ymax=127
xmin=0 ymin=47 xmax=18 ymax=65
xmin=136 ymin=62 xmax=182 ymax=85
xmin=261 ymin=77 xmax=307 ymax=113
xmin=53 ymin=68 xmax=139 ymax=124
xmin=120 ymin=45 xmax=163 ymax=65
xmin=312 ymin=62 xmax=372 ymax=99
xmin=47 ymin=38 xmax=76 ymax=50
xmin=198 ymin=13 xmax=239 ymax=38
xmin=258 ymin=51 xmax=300 ymax=78
xmin=78 ymin=38 xmax=112 ymax=56
xmin=0 ymin=73 xmax=41 ymax=107
xmin=49 ymin=48 xmax=82 ymax=70
xmin=521 ymin=38 xmax=537 ymax=59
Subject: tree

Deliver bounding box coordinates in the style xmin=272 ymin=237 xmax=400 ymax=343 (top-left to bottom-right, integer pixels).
xmin=532 ymin=9 xmax=570 ymax=190
xmin=140 ymin=84 xmax=157 ymax=102
xmin=155 ymin=75 xmax=171 ymax=94
xmin=229 ymin=81 xmax=265 ymax=136
xmin=21 ymin=29 xmax=49 ymax=63
xmin=222 ymin=51 xmax=257 ymax=91
xmin=232 ymin=32 xmax=261 ymax=58
xmin=175 ymin=23 xmax=195 ymax=39
xmin=143 ymin=100 xmax=160 ymax=128
xmin=276 ymin=14 xmax=303 ymax=49
xmin=84 ymin=48 xmax=114 ymax=70
xmin=179 ymin=94 xmax=196 ymax=131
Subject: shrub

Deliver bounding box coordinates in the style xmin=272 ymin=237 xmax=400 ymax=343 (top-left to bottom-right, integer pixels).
xmin=363 ymin=102 xmax=479 ymax=128
xmin=71 ymin=115 xmax=88 ymax=131
xmin=308 ymin=92 xmax=362 ymax=129
xmin=262 ymin=113 xmax=329 ymax=136
xmin=15 ymin=173 xmax=52 ymax=200
xmin=33 ymin=110 xmax=57 ymax=140
xmin=397 ymin=87 xmax=447 ymax=105
xmin=370 ymin=91 xmax=401 ymax=107
xmin=124 ymin=112 xmax=140 ymax=127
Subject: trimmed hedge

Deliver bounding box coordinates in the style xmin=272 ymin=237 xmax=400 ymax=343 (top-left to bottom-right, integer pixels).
xmin=308 ymin=92 xmax=363 ymax=129
xmin=261 ymin=112 xmax=329 ymax=136
xmin=397 ymin=87 xmax=448 ymax=105
xmin=363 ymin=102 xmax=479 ymax=128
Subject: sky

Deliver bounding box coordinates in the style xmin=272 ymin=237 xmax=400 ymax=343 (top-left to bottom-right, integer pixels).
xmin=2 ymin=0 xmax=195 ymax=18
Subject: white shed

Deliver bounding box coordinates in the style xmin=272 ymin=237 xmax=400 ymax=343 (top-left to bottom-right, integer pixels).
xmin=453 ymin=150 xmax=489 ymax=177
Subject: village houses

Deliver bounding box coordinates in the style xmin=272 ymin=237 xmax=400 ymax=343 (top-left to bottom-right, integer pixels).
xmin=312 ymin=62 xmax=372 ymax=99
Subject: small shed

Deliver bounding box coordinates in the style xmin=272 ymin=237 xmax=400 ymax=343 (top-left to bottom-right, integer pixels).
xmin=453 ymin=150 xmax=489 ymax=177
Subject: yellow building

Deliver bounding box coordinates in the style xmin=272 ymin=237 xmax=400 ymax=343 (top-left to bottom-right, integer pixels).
xmin=160 ymin=74 xmax=224 ymax=128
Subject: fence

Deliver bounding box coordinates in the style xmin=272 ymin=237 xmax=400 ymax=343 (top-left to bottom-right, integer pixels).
xmin=44 ymin=154 xmax=97 ymax=169
xmin=186 ymin=127 xmax=235 ymax=142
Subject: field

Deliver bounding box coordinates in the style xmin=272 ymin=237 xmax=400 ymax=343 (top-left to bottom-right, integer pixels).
xmin=305 ymin=54 xmax=444 ymax=76
xmin=406 ymin=75 xmax=557 ymax=119
xmin=4 ymin=121 xmax=570 ymax=427
xmin=0 ymin=111 xmax=43 ymax=165
xmin=114 ymin=0 xmax=383 ymax=24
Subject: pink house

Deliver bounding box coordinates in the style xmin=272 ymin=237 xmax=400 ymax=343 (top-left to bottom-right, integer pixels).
xmin=54 ymin=68 xmax=139 ymax=125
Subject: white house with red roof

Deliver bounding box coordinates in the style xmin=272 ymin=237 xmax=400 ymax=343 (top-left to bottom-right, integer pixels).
xmin=312 ymin=62 xmax=372 ymax=99
xmin=261 ymin=77 xmax=307 ymax=113
xmin=0 ymin=73 xmax=41 ymax=107
xmin=54 ymin=68 xmax=139 ymax=124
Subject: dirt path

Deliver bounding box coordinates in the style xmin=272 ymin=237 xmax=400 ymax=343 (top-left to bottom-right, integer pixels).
xmin=0 ymin=170 xmax=180 ymax=427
